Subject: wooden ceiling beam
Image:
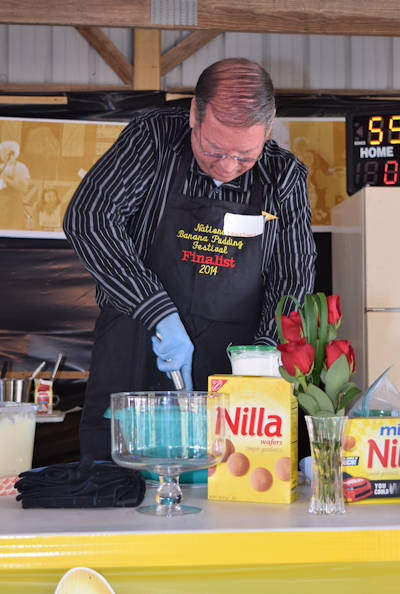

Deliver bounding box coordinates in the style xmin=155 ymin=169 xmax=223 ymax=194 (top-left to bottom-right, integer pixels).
xmin=76 ymin=27 xmax=222 ymax=87
xmin=0 ymin=83 xmax=132 ymax=92
xmin=76 ymin=26 xmax=133 ymax=85
xmin=134 ymin=29 xmax=161 ymax=90
xmin=1 ymin=83 xmax=399 ymax=97
xmin=0 ymin=1 xmax=400 ymax=36
xmin=6 ymin=371 xmax=89 ymax=380
xmin=161 ymin=31 xmax=221 ymax=76
xmin=0 ymin=27 xmax=221 ymax=93
xmin=0 ymin=96 xmax=68 ymax=104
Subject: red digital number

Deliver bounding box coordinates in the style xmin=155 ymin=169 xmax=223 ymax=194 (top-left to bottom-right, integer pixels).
xmin=384 ymin=160 xmax=399 ymax=185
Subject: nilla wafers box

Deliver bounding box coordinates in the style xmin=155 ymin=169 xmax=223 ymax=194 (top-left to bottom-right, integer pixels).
xmin=342 ymin=417 xmax=400 ymax=504
xmin=208 ymin=375 xmax=298 ymax=504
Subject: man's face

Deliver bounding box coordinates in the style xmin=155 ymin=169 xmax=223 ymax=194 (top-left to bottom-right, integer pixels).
xmin=190 ymin=100 xmax=270 ymax=183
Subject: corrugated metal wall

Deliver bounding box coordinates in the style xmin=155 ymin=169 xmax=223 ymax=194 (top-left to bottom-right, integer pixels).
xmin=0 ymin=26 xmax=399 ymax=90
xmin=163 ymin=31 xmax=400 ymax=91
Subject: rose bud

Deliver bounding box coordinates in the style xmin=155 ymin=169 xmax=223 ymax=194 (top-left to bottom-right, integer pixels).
xmin=280 ymin=311 xmax=303 ymax=342
xmin=277 ymin=338 xmax=314 ymax=377
xmin=326 ymin=339 xmax=356 ymax=373
xmin=327 ymin=295 xmax=342 ymax=327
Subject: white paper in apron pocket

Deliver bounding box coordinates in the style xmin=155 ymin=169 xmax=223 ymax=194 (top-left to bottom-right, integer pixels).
xmin=223 ymin=211 xmax=276 ymax=237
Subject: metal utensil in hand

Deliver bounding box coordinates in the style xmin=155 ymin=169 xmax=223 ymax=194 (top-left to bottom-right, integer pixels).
xmin=155 ymin=332 xmax=186 ymax=390
xmin=170 ymin=370 xmax=185 ymax=390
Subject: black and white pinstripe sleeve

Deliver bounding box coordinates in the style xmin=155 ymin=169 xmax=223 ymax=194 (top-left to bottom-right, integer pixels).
xmin=63 ymin=117 xmax=178 ymax=330
xmin=254 ymin=155 xmax=316 ymax=345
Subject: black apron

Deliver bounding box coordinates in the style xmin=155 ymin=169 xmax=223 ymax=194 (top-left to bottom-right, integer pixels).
xmin=80 ymin=143 xmax=266 ymax=459
xmin=144 ymin=145 xmax=265 ymax=387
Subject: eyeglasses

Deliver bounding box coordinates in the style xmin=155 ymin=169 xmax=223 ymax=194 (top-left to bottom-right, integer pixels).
xmin=197 ymin=126 xmax=263 ymax=164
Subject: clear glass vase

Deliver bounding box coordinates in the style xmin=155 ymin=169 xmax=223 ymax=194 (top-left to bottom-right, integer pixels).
xmin=305 ymin=415 xmax=348 ymax=515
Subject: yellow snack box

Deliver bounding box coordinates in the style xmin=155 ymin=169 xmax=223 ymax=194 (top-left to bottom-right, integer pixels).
xmin=343 ymin=417 xmax=400 ymax=504
xmin=208 ymin=375 xmax=298 ymax=504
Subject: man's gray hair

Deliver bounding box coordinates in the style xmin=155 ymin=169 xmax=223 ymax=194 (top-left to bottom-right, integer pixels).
xmin=195 ymin=58 xmax=275 ymax=128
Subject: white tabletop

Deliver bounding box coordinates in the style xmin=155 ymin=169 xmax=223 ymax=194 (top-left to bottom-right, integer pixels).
xmin=0 ymin=484 xmax=399 ymax=538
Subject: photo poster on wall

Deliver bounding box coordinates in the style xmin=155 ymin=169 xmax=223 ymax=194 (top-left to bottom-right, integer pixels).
xmin=0 ymin=117 xmax=126 ymax=238
xmin=271 ymin=117 xmax=347 ymax=228
xmin=0 ymin=116 xmax=346 ymax=238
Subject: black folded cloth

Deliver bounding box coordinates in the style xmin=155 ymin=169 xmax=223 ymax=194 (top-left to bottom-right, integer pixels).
xmin=15 ymin=455 xmax=146 ymax=509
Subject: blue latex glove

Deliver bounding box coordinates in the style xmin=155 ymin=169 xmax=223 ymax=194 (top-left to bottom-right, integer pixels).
xmin=151 ymin=312 xmax=194 ymax=391
xmin=299 ymin=456 xmax=312 ymax=483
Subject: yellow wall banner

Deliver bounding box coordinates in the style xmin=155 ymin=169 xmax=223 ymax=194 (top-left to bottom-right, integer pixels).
xmin=0 ymin=116 xmax=346 ymax=237
xmin=0 ymin=117 xmax=125 ymax=237
xmin=271 ymin=117 xmax=347 ymax=227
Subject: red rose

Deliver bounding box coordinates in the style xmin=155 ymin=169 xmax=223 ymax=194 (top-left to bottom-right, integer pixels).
xmin=327 ymin=295 xmax=342 ymax=326
xmin=277 ymin=338 xmax=314 ymax=377
xmin=281 ymin=311 xmax=303 ymax=342
xmin=326 ymin=340 xmax=356 ymax=372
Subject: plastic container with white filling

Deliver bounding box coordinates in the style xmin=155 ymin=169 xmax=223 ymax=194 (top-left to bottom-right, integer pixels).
xmin=0 ymin=402 xmax=36 ymax=478
xmin=227 ymin=345 xmax=281 ymax=377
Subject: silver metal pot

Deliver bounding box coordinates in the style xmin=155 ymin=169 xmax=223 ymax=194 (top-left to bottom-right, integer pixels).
xmin=0 ymin=378 xmax=32 ymax=403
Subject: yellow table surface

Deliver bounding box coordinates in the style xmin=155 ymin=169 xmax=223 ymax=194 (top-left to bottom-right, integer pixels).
xmin=0 ymin=484 xmax=399 ymax=593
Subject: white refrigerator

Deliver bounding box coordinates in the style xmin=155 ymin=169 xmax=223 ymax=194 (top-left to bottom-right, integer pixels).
xmin=332 ymin=186 xmax=400 ymax=392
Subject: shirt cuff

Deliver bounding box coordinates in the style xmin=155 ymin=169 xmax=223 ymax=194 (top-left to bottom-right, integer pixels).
xmin=132 ymin=291 xmax=178 ymax=331
xmin=253 ymin=337 xmax=277 ymax=346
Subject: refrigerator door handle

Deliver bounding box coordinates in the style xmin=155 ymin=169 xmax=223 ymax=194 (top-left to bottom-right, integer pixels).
xmin=366 ymin=307 xmax=400 ymax=312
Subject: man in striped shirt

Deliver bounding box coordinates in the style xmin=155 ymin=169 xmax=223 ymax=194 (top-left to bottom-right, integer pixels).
xmin=64 ymin=58 xmax=316 ymax=460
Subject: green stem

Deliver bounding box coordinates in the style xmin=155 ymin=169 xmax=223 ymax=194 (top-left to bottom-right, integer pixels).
xmin=312 ymin=437 xmax=343 ymax=511
xmin=299 ymin=376 xmax=308 ymax=392
xmin=312 ymin=292 xmax=328 ymax=385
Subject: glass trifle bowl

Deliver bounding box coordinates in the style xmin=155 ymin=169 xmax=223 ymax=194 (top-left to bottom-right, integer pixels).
xmin=110 ymin=391 xmax=227 ymax=517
